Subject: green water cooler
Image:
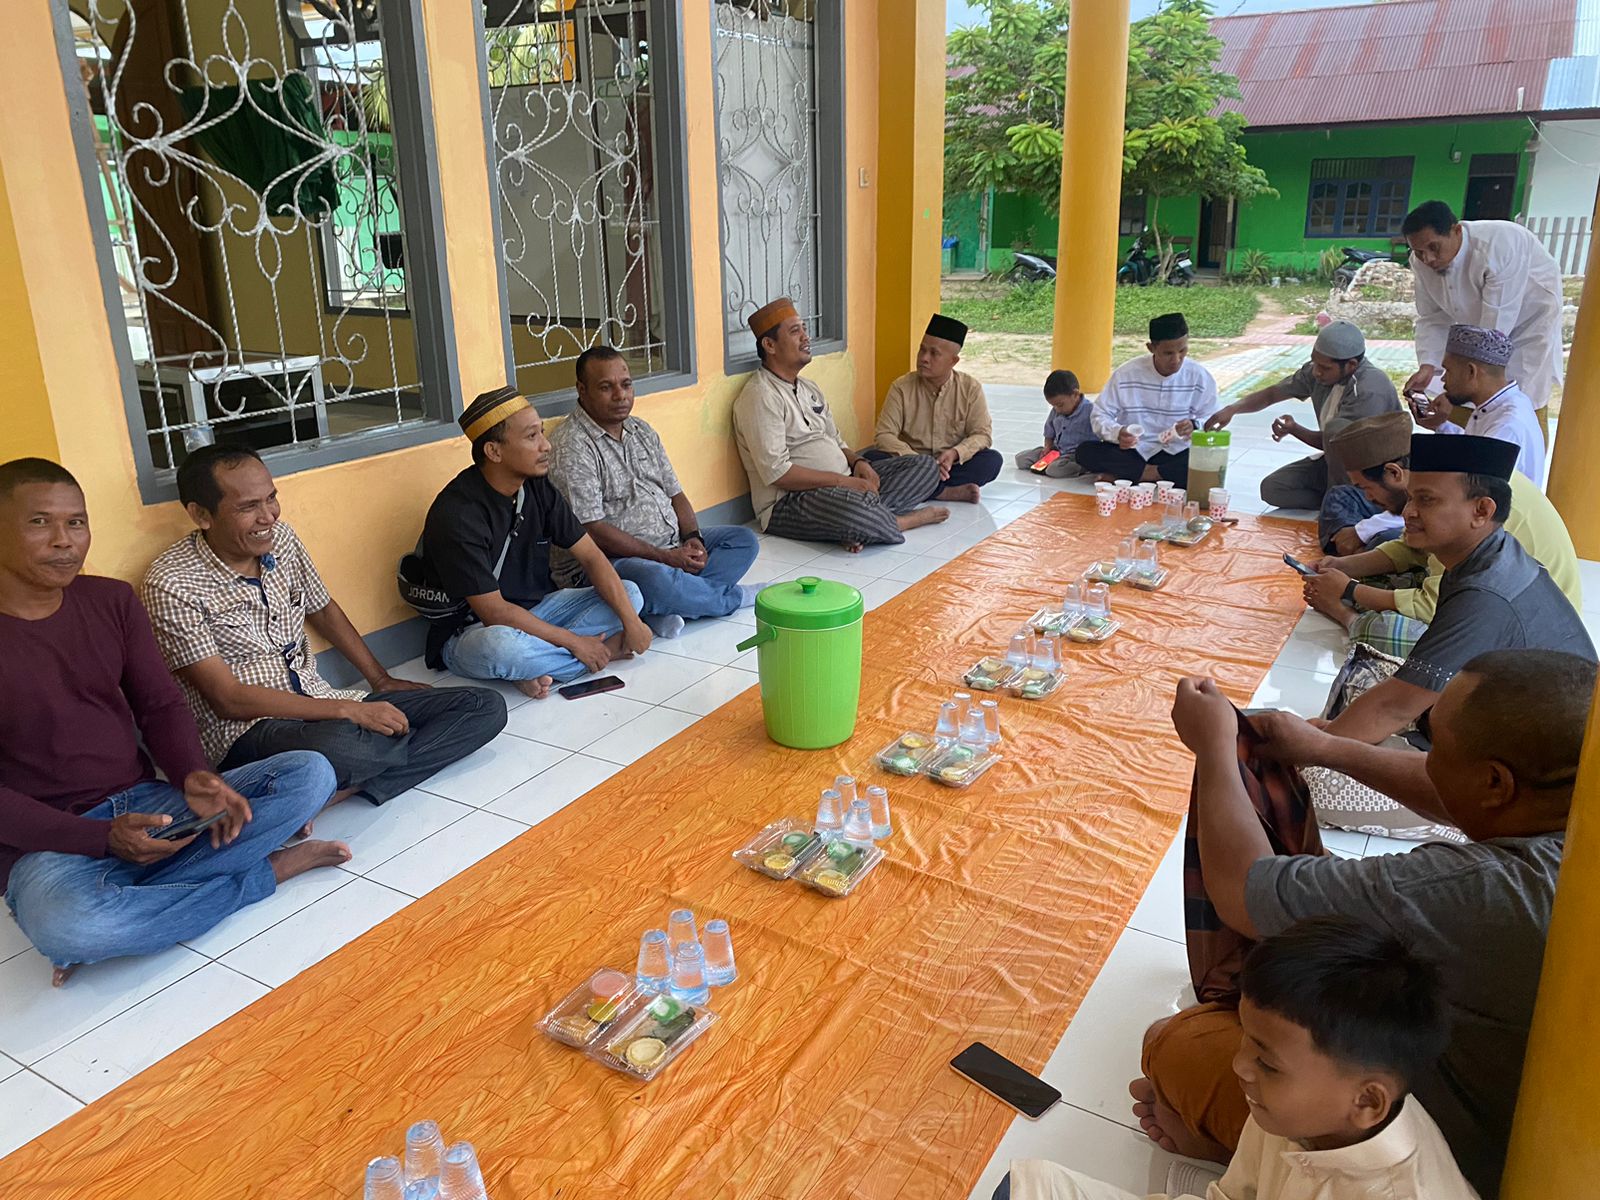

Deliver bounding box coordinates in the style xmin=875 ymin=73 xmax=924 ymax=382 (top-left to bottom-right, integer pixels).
xmin=735 ymin=576 xmax=863 ymax=749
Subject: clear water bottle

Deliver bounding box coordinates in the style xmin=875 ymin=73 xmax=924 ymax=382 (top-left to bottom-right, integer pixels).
xmin=866 ymin=785 xmax=892 ymax=840
xmin=816 ymin=787 xmax=844 ymax=838
xmin=842 ymin=798 xmax=874 ymax=846
xmin=835 ymin=774 xmax=857 ymax=809
xmin=935 ymin=701 xmax=959 ymax=746
xmin=670 ymin=941 xmax=710 ymax=1004
xmin=636 ymin=929 xmax=670 ymax=993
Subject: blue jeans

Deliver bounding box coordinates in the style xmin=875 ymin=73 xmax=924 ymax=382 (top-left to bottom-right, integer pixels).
xmin=4 ymin=751 xmax=335 ymax=969
xmin=442 ymin=582 xmax=645 ymax=684
xmin=612 ymin=526 xmax=759 ymax=620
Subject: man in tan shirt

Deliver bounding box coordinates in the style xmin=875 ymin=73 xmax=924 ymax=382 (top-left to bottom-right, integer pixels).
xmin=731 ymin=297 xmax=949 ymax=551
xmin=864 ymin=314 xmax=1000 ymax=502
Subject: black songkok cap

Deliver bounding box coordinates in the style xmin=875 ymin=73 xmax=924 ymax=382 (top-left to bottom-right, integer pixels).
xmin=1148 ymin=312 xmax=1188 ymax=342
xmin=1407 ymin=433 xmax=1518 ymax=481
xmin=925 ymin=313 xmax=969 ymax=347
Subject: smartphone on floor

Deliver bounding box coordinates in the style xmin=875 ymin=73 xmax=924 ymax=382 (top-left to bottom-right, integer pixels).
xmin=150 ymin=810 xmax=226 ymax=842
xmin=558 ymin=675 xmax=625 ymax=700
xmin=950 ymin=1042 xmax=1062 ymax=1119
xmin=1283 ymin=552 xmax=1316 ymax=577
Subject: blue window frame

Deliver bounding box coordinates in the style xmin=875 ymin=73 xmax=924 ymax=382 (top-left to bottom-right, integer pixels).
xmin=1305 ymin=157 xmax=1413 ymax=238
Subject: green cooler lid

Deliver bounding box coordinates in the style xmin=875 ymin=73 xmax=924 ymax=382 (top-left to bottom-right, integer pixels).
xmin=754 ymin=576 xmax=864 ymax=631
xmin=1191 ymin=430 xmax=1231 ymax=447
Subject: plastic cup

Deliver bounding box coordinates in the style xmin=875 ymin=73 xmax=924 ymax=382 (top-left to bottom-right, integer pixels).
xmin=935 ymin=701 xmax=959 ymax=744
xmin=1006 ymin=631 xmax=1030 ymax=668
xmin=1154 ymin=480 xmax=1174 ymax=498
xmin=1114 ymin=479 xmax=1134 ymax=505
xmin=980 ymin=698 xmax=1002 ymax=746
xmin=1116 ymin=536 xmax=1137 ymax=572
xmin=1184 ymin=501 xmax=1201 ymax=526
xmin=636 ymin=929 xmax=670 ymax=993
xmin=702 ymin=918 xmax=738 ymax=986
xmin=404 ymin=1183 xmax=440 ymax=1200
xmin=404 ymin=1120 xmax=446 ymax=1187
xmin=438 ymin=1142 xmax=488 ymax=1200
xmin=1125 ymin=423 xmax=1144 ymax=440
xmin=1095 ymin=491 xmax=1117 ymax=517
xmin=1031 ymin=632 xmax=1059 ymax=672
xmin=1086 ymin=582 xmax=1111 ymax=618
xmin=1169 ymin=488 xmax=1187 ymax=506
xmin=1162 ymin=493 xmax=1184 ymax=531
xmin=953 ymin=691 xmax=973 ymax=706
xmin=959 ymin=706 xmax=988 ymax=748
xmin=1130 ymin=484 xmax=1154 ymax=511
xmin=815 ymin=788 xmax=844 ymax=837
xmin=1208 ymin=488 xmax=1230 ymax=518
xmin=835 ymin=775 xmax=857 ymax=809
xmin=867 ymin=784 xmax=892 ymax=840
xmin=842 ymin=798 xmax=875 ymax=845
xmin=667 ymin=908 xmax=698 ymax=953
xmin=366 ymin=1157 xmax=406 ymax=1200
xmin=670 ymin=941 xmax=710 ymax=1004
xmin=1063 ymin=582 xmax=1083 ymax=616
xmin=1136 ymin=540 xmax=1160 ymax=578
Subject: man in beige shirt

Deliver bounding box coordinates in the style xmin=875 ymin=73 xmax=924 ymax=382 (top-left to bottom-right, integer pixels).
xmin=864 ymin=314 xmax=1000 ymax=502
xmin=731 ymin=297 xmax=949 ymax=551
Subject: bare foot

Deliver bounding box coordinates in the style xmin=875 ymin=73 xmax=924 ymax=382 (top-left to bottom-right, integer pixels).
xmin=300 ymin=787 xmax=358 ymax=837
xmin=1305 ymin=588 xmax=1356 ymax=631
xmin=604 ymin=632 xmax=635 ymax=661
xmin=1128 ymin=1078 xmax=1230 ymax=1162
xmin=935 ymin=483 xmax=981 ymax=504
xmin=840 ymin=541 xmax=865 ymax=553
xmin=515 ymin=675 xmax=555 ymax=700
xmin=270 ymin=839 xmax=352 ymax=884
xmin=52 ymin=964 xmax=79 ymax=988
xmin=898 ymin=506 xmax=950 ymax=532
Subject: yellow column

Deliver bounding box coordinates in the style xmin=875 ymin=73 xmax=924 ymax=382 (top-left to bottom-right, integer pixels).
xmin=1500 ymin=675 xmax=1600 ymax=1197
xmin=1546 ymin=186 xmax=1600 ymax=556
xmin=1051 ymin=0 xmax=1130 ymax=391
xmin=0 ymin=152 xmax=60 ymax=463
xmin=873 ymin=0 xmax=946 ymax=406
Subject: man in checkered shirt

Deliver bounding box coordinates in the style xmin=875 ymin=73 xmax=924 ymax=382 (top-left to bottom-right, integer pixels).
xmin=142 ymin=446 xmax=506 ymax=819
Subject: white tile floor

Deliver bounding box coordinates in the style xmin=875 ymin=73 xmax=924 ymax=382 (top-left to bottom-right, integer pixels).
xmin=3 ymin=380 xmax=1598 ymax=1189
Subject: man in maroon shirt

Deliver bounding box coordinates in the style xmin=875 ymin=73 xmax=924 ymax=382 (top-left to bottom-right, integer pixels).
xmin=0 ymin=458 xmax=347 ymax=985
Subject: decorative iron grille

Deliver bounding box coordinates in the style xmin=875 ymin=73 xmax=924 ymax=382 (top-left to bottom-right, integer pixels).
xmin=484 ymin=0 xmax=681 ymax=400
xmin=713 ymin=0 xmax=825 ymax=359
xmin=66 ymin=0 xmax=442 ymax=478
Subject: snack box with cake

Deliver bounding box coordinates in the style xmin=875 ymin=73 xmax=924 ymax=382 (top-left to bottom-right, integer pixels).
xmin=875 ymin=731 xmax=939 ymax=776
xmin=924 ymin=742 xmax=1001 ymax=787
xmin=539 ymin=969 xmax=650 ymax=1049
xmin=1008 ymin=665 xmax=1063 ymax=699
xmin=795 ymin=839 xmax=887 ymax=897
xmin=589 ymin=993 xmax=719 ymax=1081
xmin=964 ymin=655 xmax=1023 ymax=691
xmin=732 ymin=818 xmax=826 ymax=879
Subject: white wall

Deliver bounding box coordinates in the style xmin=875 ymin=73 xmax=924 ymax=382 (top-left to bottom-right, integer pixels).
xmin=1526 ymin=119 xmax=1600 ymax=219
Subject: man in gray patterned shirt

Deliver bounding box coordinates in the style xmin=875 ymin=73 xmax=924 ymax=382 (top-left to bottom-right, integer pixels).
xmin=549 ymin=347 xmax=760 ymax=638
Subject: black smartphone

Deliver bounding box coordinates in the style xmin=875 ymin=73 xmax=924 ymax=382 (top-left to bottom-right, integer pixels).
xmin=558 ymin=675 xmax=625 ymax=700
xmin=950 ymin=1042 xmax=1062 ymax=1120
xmin=150 ymin=810 xmax=226 ymax=842
xmin=1283 ymin=552 xmax=1316 ymax=577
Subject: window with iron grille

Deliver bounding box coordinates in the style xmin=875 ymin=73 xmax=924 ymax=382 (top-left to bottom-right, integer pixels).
xmin=712 ymin=0 xmax=846 ymax=368
xmin=1119 ymin=194 xmax=1148 ymax=237
xmin=1305 ymin=157 xmax=1413 ymax=239
xmin=57 ymin=0 xmax=458 ymax=503
xmin=480 ymin=0 xmax=692 ymax=410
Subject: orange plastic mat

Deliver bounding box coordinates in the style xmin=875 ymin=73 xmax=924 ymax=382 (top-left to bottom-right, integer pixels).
xmin=3 ymin=495 xmax=1316 ymax=1199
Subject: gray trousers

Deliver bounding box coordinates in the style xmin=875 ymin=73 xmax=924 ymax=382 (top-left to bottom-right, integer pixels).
xmin=765 ymin=453 xmax=942 ymax=546
xmin=1260 ymin=454 xmax=1328 ymax=511
xmin=1015 ymin=446 xmax=1086 ymax=478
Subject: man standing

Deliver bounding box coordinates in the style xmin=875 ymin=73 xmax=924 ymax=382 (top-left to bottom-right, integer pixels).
xmin=1414 ymin=325 xmax=1545 ymax=482
xmin=1205 ymin=320 xmax=1400 ymax=512
xmin=732 ymin=297 xmax=948 ymax=551
xmin=1075 ymin=312 xmax=1220 ymax=484
xmin=548 ymin=347 xmax=760 ymax=638
xmin=865 ymin=314 xmax=1001 ymax=503
xmin=1402 ymin=200 xmax=1563 ymax=436
xmin=0 ymin=458 xmax=344 ymax=985
xmin=142 ymin=446 xmax=507 ymax=812
xmin=419 ymin=387 xmax=652 ymax=698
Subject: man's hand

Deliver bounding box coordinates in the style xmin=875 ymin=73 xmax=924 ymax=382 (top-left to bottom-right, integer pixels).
xmin=1118 ymin=427 xmax=1139 ymax=450
xmin=680 ymin=539 xmax=709 ymax=572
xmin=1270 ymin=414 xmax=1302 ymax=442
xmin=1174 ymin=419 xmax=1196 ymax=438
xmin=107 ymin=812 xmax=190 ymax=864
xmin=568 ymin=634 xmax=613 ymax=673
xmin=838 ymin=472 xmax=878 ymax=494
xmin=1410 ymin=392 xmax=1451 ymax=431
xmin=370 ymin=673 xmax=430 ymax=694
xmin=662 ymin=544 xmax=706 ymax=573
xmin=182 ymin=770 xmax=253 ymax=847
xmin=620 ymin=617 xmax=653 ymax=657
xmin=1171 ymin=677 xmax=1239 ymax=754
xmin=340 ymin=700 xmax=410 ymax=737
xmin=1204 ymin=406 xmax=1236 ymax=432
xmin=934 ymin=448 xmax=958 ymax=480
xmin=1303 ymin=565 xmax=1351 ymax=610
xmin=1330 ymin=527 xmax=1365 ymax=557
xmin=1404 ymin=365 xmax=1437 ymax=396
xmin=1252 ymin=710 xmax=1336 ymax=768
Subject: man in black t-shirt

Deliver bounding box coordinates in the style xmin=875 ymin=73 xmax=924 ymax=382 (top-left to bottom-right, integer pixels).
xmin=420 ymin=388 xmax=652 ymax=698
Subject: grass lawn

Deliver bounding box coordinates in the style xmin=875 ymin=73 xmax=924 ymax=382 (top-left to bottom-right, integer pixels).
xmin=941 ymin=281 xmax=1262 ymax=339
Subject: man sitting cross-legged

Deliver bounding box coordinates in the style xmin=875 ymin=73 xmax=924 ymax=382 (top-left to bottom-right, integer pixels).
xmin=142 ymin=446 xmax=506 ymax=818
xmin=862 ymin=313 xmax=1002 ymax=503
xmin=548 ymin=346 xmax=761 ymax=639
xmin=732 ymin=297 xmax=949 ymax=552
xmin=0 ymin=458 xmax=344 ymax=986
xmin=1136 ymin=649 xmax=1593 ymax=1198
xmin=418 ymin=387 xmax=652 ymax=698
xmin=1304 ymin=414 xmax=1581 ymax=661
xmin=1076 ymin=312 xmax=1220 ymax=484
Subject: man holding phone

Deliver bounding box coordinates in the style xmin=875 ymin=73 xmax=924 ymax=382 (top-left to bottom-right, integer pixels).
xmin=0 ymin=458 xmax=345 ymax=985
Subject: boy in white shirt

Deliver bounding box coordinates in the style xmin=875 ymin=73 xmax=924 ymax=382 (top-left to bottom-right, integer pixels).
xmin=995 ymin=917 xmax=1478 ymax=1200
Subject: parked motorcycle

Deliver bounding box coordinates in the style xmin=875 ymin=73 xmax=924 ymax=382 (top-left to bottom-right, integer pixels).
xmin=1116 ymin=229 xmax=1193 ymax=287
xmin=1332 ymin=245 xmax=1398 ymax=290
xmin=1005 ymin=251 xmax=1057 ymax=283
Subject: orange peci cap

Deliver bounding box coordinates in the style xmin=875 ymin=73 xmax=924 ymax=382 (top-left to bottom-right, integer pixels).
xmin=747 ymin=297 xmax=799 ymax=340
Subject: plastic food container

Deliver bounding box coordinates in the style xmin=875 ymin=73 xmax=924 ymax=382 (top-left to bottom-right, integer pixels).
xmin=925 ymin=742 xmax=1001 ymax=787
xmin=1084 ymin=561 xmax=1131 ymax=584
xmin=795 ymin=840 xmax=886 ymax=897
xmin=1008 ymin=665 xmax=1063 ymax=699
xmin=588 ymin=994 xmax=718 ymax=1081
xmin=876 ymin=731 xmax=939 ymax=776
xmin=1164 ymin=519 xmax=1215 ymax=547
xmin=732 ymin=818 xmax=825 ymax=879
xmin=1066 ymin=615 xmax=1120 ymax=643
xmin=964 ymin=656 xmax=1021 ymax=691
xmin=1134 ymin=522 xmax=1170 ymax=541
xmin=1025 ymin=608 xmax=1079 ymax=637
xmin=539 ymin=970 xmax=649 ymax=1049
xmin=1128 ymin=567 xmax=1170 ymax=591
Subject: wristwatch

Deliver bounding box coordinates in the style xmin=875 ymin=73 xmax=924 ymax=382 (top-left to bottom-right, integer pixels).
xmin=1342 ymin=579 xmax=1360 ymax=607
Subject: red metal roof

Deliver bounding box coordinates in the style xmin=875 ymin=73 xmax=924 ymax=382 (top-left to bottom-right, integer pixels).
xmin=1212 ymin=0 xmax=1579 ymax=129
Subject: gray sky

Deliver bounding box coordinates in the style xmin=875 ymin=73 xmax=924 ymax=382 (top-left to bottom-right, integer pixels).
xmin=947 ymin=0 xmax=1365 ymax=31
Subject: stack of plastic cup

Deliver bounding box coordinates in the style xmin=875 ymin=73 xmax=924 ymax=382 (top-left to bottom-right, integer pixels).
xmin=438 ymin=1143 xmax=489 ymax=1200
xmin=816 ymin=788 xmax=844 ymax=838
xmin=980 ymin=698 xmax=1002 ymax=746
xmin=1208 ymin=488 xmax=1230 ymax=517
xmin=1094 ymin=482 xmax=1117 ymax=516
xmin=1113 ymin=478 xmax=1134 ymax=505
xmin=669 ymin=942 xmax=710 ymax=1004
xmin=405 ymin=1122 xmax=446 ymax=1189
xmin=667 ymin=909 xmax=698 ymax=954
xmin=366 ymin=1157 xmax=406 ymax=1200
xmin=866 ymin=785 xmax=892 ymax=840
xmin=636 ymin=929 xmax=670 ymax=993
xmin=702 ymin=919 xmax=738 ymax=985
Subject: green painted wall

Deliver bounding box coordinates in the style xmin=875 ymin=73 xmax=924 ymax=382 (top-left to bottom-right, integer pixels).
xmin=942 ymin=189 xmax=984 ymax=271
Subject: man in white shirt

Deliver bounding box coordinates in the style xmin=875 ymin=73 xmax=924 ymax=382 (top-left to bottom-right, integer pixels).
xmin=1415 ymin=324 xmax=1545 ymax=482
xmin=1402 ymin=201 xmax=1563 ymax=439
xmin=1075 ymin=312 xmax=1220 ymax=484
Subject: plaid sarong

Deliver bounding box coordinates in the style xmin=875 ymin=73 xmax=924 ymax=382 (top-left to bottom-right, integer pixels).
xmin=1349 ymin=608 xmax=1430 ymax=660
xmin=1184 ymin=708 xmax=1324 ymax=1005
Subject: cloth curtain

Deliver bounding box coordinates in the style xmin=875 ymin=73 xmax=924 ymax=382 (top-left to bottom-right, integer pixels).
xmin=179 ymin=74 xmax=341 ymax=219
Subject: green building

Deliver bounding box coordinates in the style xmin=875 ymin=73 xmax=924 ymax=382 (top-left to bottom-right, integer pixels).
xmin=945 ymin=0 xmax=1600 ymax=278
